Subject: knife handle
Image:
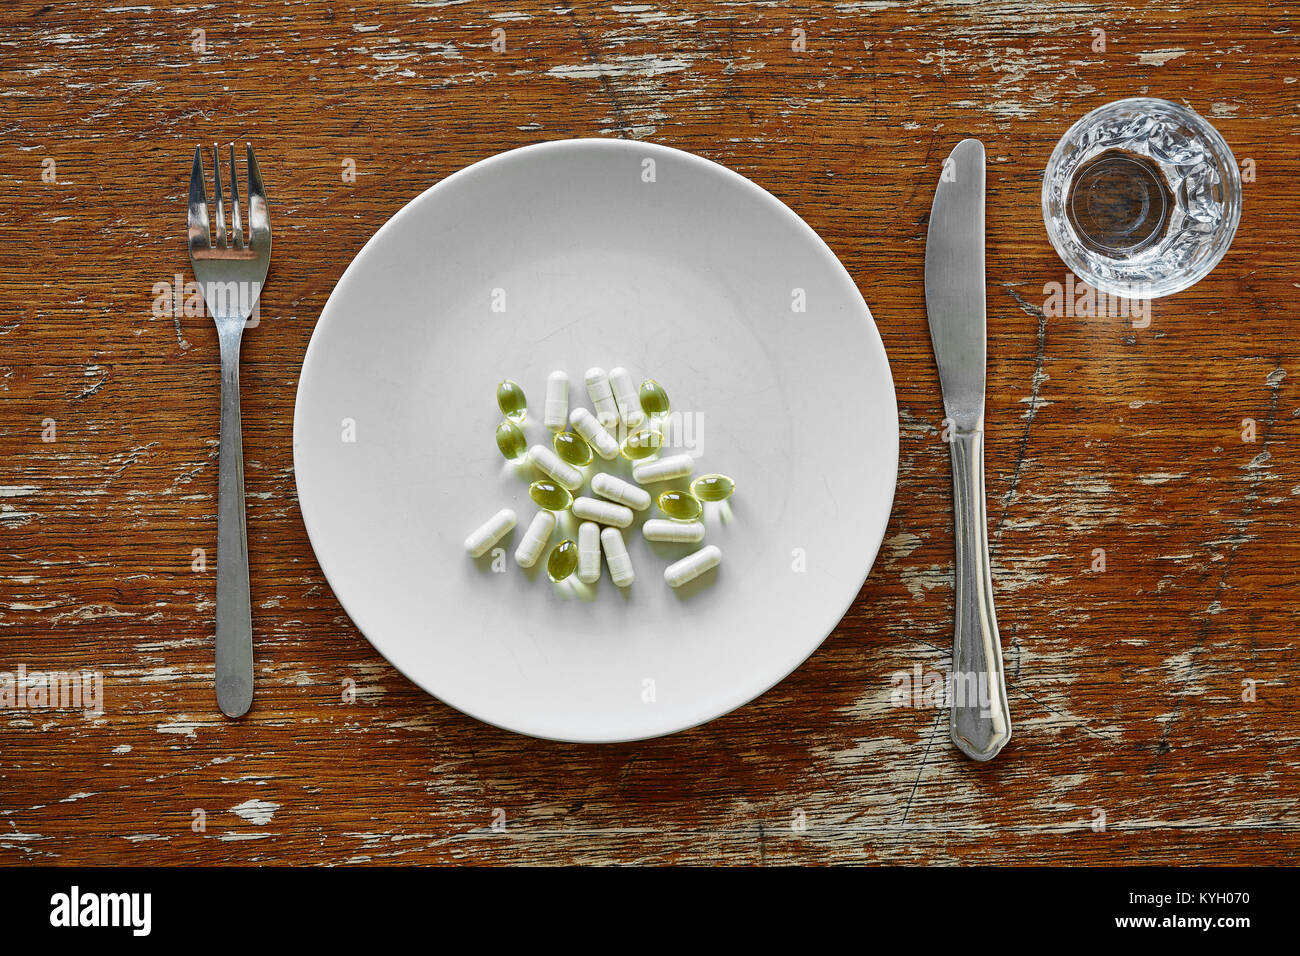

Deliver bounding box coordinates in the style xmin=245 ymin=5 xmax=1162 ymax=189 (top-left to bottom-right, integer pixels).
xmin=946 ymin=426 xmax=1011 ymax=761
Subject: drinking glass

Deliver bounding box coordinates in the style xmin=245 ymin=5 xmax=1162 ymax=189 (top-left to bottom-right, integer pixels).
xmin=1042 ymin=97 xmax=1241 ymax=298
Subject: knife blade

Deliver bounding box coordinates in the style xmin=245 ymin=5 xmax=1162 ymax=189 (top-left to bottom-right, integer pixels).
xmin=925 ymin=138 xmax=987 ymax=433
xmin=924 ymin=138 xmax=1012 ymax=762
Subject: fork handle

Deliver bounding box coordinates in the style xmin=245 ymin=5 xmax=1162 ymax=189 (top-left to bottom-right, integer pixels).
xmin=947 ymin=426 xmax=1011 ymax=760
xmin=216 ymin=330 xmax=254 ymax=718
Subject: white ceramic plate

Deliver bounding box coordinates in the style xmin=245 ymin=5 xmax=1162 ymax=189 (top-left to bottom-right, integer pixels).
xmin=294 ymin=139 xmax=898 ymax=742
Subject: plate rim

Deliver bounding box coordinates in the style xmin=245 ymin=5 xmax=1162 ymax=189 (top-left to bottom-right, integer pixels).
xmin=293 ymin=137 xmax=899 ymax=742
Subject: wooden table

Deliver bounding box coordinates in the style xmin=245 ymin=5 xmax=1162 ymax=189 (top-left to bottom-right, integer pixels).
xmin=2 ymin=0 xmax=1295 ymax=866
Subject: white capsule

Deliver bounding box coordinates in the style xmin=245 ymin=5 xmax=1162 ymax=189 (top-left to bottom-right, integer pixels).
xmin=573 ymin=495 xmax=633 ymax=529
xmin=608 ymin=366 xmax=645 ymax=429
xmin=569 ymin=407 xmax=619 ymax=460
xmin=632 ymin=453 xmax=694 ymax=484
xmin=642 ymin=519 xmax=705 ymax=544
xmin=591 ymin=472 xmax=651 ymax=511
xmin=527 ymin=444 xmax=582 ymax=491
xmin=464 ymin=508 xmax=517 ymax=557
xmin=600 ymin=527 xmax=635 ymax=587
xmin=515 ymin=510 xmax=556 ymax=568
xmin=543 ymin=370 xmax=569 ymax=432
xmin=664 ymin=545 xmax=721 ymax=588
xmin=576 ymin=521 xmax=602 ymax=583
xmin=585 ymin=367 xmax=620 ymax=430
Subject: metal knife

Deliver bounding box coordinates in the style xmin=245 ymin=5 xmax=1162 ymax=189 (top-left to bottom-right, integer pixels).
xmin=923 ymin=138 xmax=1012 ymax=761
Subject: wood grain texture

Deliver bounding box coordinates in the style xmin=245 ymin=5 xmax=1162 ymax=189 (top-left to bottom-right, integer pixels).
xmin=1 ymin=0 xmax=1297 ymax=865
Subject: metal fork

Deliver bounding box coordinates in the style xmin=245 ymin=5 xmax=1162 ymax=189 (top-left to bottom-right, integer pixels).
xmin=187 ymin=143 xmax=272 ymax=718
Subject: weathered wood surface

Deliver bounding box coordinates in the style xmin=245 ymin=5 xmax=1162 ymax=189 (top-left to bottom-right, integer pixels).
xmin=1 ymin=0 xmax=1296 ymax=865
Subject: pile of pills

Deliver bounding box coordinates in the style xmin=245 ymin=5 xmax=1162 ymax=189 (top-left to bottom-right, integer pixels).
xmin=464 ymin=366 xmax=735 ymax=590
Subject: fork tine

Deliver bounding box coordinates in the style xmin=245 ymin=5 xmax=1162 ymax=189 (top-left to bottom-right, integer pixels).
xmin=228 ymin=143 xmax=245 ymax=250
xmin=246 ymin=143 xmax=270 ymax=237
xmin=211 ymin=143 xmax=226 ymax=248
xmin=187 ymin=146 xmax=210 ymax=250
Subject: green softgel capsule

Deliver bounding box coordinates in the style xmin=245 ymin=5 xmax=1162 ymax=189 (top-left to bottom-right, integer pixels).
xmin=620 ymin=428 xmax=663 ymax=461
xmin=657 ymin=490 xmax=701 ymax=521
xmin=552 ymin=430 xmax=592 ymax=467
xmin=638 ymin=379 xmax=670 ymax=417
xmin=496 ymin=379 xmax=527 ymax=423
xmin=529 ymin=479 xmax=573 ymax=511
xmin=691 ymin=473 xmax=735 ymax=502
xmin=547 ymin=539 xmax=578 ymax=583
xmin=496 ymin=420 xmax=527 ymax=461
